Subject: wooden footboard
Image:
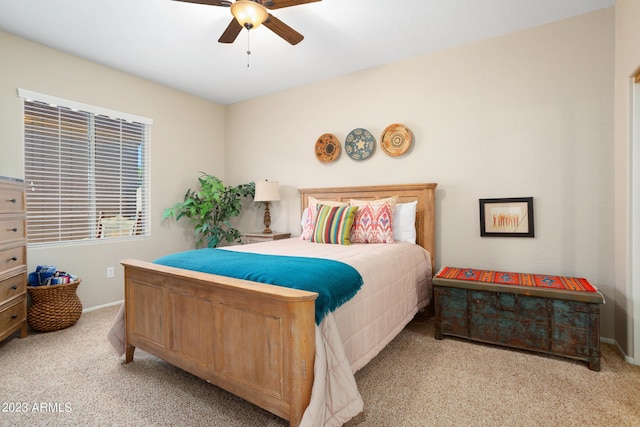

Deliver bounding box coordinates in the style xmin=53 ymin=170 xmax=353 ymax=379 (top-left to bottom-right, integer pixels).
xmin=122 ymin=258 xmax=318 ymax=426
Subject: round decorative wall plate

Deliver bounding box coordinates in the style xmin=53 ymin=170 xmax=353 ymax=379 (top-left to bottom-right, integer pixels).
xmin=315 ymin=133 xmax=341 ymax=163
xmin=345 ymin=128 xmax=375 ymax=161
xmin=381 ymin=123 xmax=412 ymax=156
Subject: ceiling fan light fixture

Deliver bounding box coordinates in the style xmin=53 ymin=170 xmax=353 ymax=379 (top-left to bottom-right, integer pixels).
xmin=231 ymin=0 xmax=268 ymax=30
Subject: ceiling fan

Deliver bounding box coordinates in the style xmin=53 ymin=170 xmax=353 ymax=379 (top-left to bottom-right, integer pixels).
xmin=173 ymin=0 xmax=320 ymax=45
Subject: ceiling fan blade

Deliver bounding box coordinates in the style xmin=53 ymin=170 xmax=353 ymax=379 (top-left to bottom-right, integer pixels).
xmin=263 ymin=14 xmax=304 ymax=45
xmin=172 ymin=0 xmax=232 ymax=6
xmin=265 ymin=0 xmax=321 ymax=10
xmin=218 ymin=18 xmax=243 ymax=43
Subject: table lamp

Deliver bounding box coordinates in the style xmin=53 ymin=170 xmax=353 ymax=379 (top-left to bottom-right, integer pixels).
xmin=254 ymin=180 xmax=280 ymax=234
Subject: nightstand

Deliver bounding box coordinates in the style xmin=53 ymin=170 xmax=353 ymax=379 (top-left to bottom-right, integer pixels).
xmin=243 ymin=232 xmax=291 ymax=244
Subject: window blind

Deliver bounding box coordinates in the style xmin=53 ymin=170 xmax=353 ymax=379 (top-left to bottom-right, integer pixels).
xmin=21 ymin=91 xmax=151 ymax=246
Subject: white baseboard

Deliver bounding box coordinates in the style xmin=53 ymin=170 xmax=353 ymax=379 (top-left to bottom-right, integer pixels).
xmin=601 ymin=336 xmax=637 ymax=365
xmin=83 ymin=300 xmax=123 ymax=313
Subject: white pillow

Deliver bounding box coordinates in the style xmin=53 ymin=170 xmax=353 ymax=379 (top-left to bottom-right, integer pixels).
xmin=393 ymin=201 xmax=418 ymax=243
xmin=300 ymin=207 xmax=309 ymax=229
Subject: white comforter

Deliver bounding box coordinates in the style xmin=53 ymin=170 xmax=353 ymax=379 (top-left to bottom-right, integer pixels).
xmin=108 ymin=238 xmax=432 ymax=426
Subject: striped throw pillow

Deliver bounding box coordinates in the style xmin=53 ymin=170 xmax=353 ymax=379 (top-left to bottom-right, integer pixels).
xmin=300 ymin=197 xmax=348 ymax=240
xmin=311 ymin=204 xmax=359 ymax=245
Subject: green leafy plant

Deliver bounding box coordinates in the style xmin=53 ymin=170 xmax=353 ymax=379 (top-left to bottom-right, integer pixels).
xmin=163 ymin=173 xmax=255 ymax=248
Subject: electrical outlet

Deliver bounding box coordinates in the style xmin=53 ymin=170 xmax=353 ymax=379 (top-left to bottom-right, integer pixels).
xmin=107 ymin=267 xmax=114 ymax=278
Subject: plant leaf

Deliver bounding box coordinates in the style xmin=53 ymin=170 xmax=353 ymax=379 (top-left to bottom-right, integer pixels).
xmin=163 ymin=173 xmax=255 ymax=248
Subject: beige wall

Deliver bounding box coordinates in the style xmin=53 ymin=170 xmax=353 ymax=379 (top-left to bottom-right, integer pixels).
xmin=0 ymin=8 xmax=626 ymax=351
xmin=0 ymin=31 xmax=226 ymax=309
xmin=226 ymin=10 xmax=617 ymax=338
xmin=614 ymin=0 xmax=640 ymax=359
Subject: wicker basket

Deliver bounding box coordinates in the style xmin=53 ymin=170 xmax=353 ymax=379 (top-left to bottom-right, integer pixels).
xmin=27 ymin=279 xmax=82 ymax=332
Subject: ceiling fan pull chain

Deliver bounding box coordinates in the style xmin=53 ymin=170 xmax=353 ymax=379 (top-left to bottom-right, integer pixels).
xmin=246 ymin=31 xmax=251 ymax=68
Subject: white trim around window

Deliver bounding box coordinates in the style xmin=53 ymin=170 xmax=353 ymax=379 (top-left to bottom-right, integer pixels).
xmin=17 ymin=89 xmax=153 ymax=125
xmin=19 ymin=89 xmax=152 ymax=246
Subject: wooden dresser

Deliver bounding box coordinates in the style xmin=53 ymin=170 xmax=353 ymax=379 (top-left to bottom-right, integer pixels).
xmin=0 ymin=177 xmax=28 ymax=343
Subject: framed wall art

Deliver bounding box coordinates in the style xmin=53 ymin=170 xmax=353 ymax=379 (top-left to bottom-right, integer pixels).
xmin=479 ymin=197 xmax=534 ymax=237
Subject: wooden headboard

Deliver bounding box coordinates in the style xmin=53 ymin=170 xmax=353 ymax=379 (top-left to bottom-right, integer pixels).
xmin=298 ymin=183 xmax=437 ymax=272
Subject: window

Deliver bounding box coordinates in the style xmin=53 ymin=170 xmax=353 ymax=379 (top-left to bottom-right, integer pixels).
xmin=19 ymin=89 xmax=151 ymax=246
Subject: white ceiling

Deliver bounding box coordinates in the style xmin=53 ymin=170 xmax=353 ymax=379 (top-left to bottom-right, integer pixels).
xmin=0 ymin=0 xmax=615 ymax=105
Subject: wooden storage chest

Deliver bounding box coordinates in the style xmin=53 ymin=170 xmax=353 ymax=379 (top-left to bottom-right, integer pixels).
xmin=433 ymin=268 xmax=604 ymax=371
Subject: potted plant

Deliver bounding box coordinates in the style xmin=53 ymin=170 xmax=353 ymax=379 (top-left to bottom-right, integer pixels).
xmin=163 ymin=173 xmax=255 ymax=248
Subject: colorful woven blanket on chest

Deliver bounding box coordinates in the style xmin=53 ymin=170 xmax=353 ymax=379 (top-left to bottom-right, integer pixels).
xmin=435 ymin=266 xmax=597 ymax=293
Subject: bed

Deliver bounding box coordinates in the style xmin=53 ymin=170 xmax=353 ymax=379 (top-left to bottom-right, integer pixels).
xmin=110 ymin=183 xmax=437 ymax=426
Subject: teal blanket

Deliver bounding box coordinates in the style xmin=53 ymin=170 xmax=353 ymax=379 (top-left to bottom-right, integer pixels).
xmin=153 ymin=249 xmax=363 ymax=324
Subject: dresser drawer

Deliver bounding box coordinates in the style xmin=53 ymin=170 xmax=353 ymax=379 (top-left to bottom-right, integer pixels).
xmin=0 ymin=271 xmax=26 ymax=304
xmin=0 ymin=295 xmax=26 ymax=341
xmin=0 ymin=246 xmax=26 ymax=274
xmin=0 ymin=185 xmax=25 ymax=214
xmin=0 ymin=177 xmax=27 ymax=343
xmin=0 ymin=217 xmax=25 ymax=245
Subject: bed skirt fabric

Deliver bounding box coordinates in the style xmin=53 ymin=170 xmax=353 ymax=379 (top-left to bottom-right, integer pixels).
xmin=107 ymin=304 xmax=126 ymax=357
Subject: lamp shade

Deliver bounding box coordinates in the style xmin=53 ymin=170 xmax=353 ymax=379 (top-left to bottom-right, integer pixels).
xmin=231 ymin=0 xmax=269 ymax=30
xmin=254 ymin=180 xmax=280 ymax=202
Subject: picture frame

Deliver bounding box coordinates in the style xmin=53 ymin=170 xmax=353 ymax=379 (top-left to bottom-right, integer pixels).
xmin=479 ymin=197 xmax=534 ymax=237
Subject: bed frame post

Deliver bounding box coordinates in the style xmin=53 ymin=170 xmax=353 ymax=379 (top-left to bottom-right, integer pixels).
xmin=287 ymin=299 xmax=316 ymax=426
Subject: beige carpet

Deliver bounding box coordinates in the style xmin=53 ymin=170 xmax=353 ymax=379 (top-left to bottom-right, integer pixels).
xmin=1 ymin=305 xmax=639 ymax=426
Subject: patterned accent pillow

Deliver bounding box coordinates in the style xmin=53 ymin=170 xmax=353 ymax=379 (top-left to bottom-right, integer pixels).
xmin=300 ymin=197 xmax=348 ymax=240
xmin=350 ymin=201 xmax=395 ymax=243
xmin=349 ymin=196 xmax=398 ymax=209
xmin=311 ymin=204 xmax=359 ymax=245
